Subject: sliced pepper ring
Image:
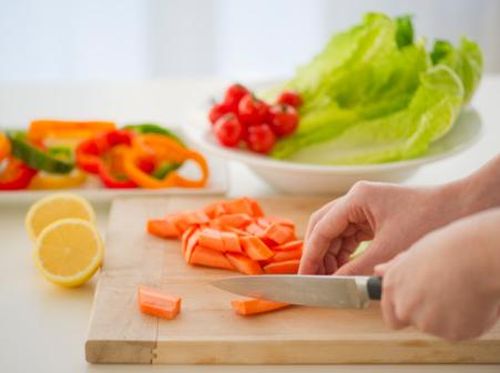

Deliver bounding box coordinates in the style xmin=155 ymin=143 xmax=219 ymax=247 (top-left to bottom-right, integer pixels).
xmin=0 ymin=132 xmax=11 ymax=162
xmin=28 ymin=170 xmax=87 ymax=190
xmin=123 ymin=134 xmax=209 ymax=189
xmin=0 ymin=156 xmax=38 ymax=190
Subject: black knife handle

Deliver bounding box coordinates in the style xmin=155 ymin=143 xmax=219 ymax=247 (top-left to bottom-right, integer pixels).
xmin=367 ymin=276 xmax=382 ymax=300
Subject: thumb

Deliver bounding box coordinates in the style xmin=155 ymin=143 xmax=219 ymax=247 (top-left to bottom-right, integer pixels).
xmin=335 ymin=240 xmax=385 ymax=276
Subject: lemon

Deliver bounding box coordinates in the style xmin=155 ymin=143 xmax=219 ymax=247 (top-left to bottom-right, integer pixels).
xmin=34 ymin=218 xmax=104 ymax=287
xmin=25 ymin=193 xmax=95 ymax=241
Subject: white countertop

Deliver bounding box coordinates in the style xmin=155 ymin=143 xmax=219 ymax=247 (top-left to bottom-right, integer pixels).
xmin=0 ymin=77 xmax=499 ymax=373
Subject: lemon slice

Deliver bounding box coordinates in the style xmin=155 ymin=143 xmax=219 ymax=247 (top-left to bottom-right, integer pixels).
xmin=25 ymin=193 xmax=95 ymax=241
xmin=34 ymin=218 xmax=103 ymax=287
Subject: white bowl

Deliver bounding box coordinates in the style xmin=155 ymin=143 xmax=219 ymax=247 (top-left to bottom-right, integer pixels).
xmin=186 ymin=108 xmax=481 ymax=195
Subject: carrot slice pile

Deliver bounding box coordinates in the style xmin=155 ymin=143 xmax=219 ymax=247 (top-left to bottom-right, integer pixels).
xmin=147 ymin=197 xmax=304 ymax=316
xmin=138 ymin=285 xmax=181 ymax=320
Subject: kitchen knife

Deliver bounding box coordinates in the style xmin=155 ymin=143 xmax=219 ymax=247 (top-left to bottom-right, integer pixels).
xmin=212 ymin=275 xmax=382 ymax=309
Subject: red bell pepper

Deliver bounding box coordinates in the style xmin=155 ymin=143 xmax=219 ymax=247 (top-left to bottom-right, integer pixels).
xmin=0 ymin=156 xmax=38 ymax=190
xmin=75 ymin=129 xmax=155 ymax=189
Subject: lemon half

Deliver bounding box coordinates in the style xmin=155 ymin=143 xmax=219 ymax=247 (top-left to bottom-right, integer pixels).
xmin=25 ymin=193 xmax=95 ymax=241
xmin=34 ymin=218 xmax=103 ymax=287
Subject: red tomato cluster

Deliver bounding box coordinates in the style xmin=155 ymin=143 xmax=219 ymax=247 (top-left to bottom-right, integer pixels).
xmin=208 ymin=84 xmax=302 ymax=154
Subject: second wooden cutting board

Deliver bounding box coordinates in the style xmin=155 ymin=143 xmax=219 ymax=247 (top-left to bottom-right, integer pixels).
xmin=85 ymin=196 xmax=500 ymax=364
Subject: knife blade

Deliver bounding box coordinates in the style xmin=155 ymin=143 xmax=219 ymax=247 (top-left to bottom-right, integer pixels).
xmin=212 ymin=275 xmax=382 ymax=309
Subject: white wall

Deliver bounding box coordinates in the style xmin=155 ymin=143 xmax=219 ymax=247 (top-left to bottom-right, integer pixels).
xmin=0 ymin=0 xmax=499 ymax=81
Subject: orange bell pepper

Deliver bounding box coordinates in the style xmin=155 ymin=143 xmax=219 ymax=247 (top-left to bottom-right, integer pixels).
xmin=123 ymin=134 xmax=209 ymax=189
xmin=28 ymin=120 xmax=116 ymax=142
xmin=0 ymin=132 xmax=11 ymax=162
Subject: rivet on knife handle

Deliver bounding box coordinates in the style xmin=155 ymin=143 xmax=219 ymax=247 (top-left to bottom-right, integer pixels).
xmin=367 ymin=276 xmax=382 ymax=300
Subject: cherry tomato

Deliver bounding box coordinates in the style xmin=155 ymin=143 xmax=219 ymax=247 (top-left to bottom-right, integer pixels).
xmin=246 ymin=123 xmax=276 ymax=154
xmin=269 ymin=104 xmax=299 ymax=137
xmin=223 ymin=83 xmax=249 ymax=111
xmin=213 ymin=113 xmax=244 ymax=147
xmin=277 ymin=90 xmax=303 ymax=108
xmin=209 ymin=102 xmax=232 ymax=125
xmin=238 ymin=94 xmax=269 ymax=126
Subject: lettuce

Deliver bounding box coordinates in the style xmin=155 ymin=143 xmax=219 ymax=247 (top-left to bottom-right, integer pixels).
xmin=285 ymin=66 xmax=464 ymax=164
xmin=271 ymin=13 xmax=482 ymax=164
xmin=431 ymin=37 xmax=483 ymax=104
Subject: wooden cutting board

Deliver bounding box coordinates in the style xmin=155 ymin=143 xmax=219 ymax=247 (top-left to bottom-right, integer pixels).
xmin=85 ymin=197 xmax=500 ymax=364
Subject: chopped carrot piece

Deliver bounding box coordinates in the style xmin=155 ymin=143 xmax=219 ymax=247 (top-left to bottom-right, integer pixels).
xmin=226 ymin=253 xmax=263 ymax=275
xmin=240 ymin=236 xmax=274 ymax=261
xmin=198 ymin=228 xmax=224 ymax=251
xmin=138 ymin=286 xmax=181 ymax=320
xmin=271 ymin=247 xmax=302 ymax=262
xmin=209 ymin=213 xmax=253 ymax=230
xmin=226 ymin=226 xmax=251 ymax=236
xmin=249 ymin=199 xmax=265 ymax=218
xmin=257 ymin=216 xmax=295 ymax=228
xmin=147 ymin=218 xmax=180 ymax=239
xmin=273 ymin=240 xmax=303 ymax=251
xmin=263 ymin=223 xmax=296 ymax=245
xmin=183 ymin=210 xmax=210 ymax=225
xmin=190 ymin=245 xmax=235 ymax=271
xmin=181 ymin=225 xmax=197 ymax=256
xmin=221 ymin=197 xmax=255 ymax=216
xmin=184 ymin=228 xmax=201 ymax=263
xmin=264 ymin=259 xmax=300 ymax=274
xmin=231 ymin=298 xmax=289 ymax=316
xmin=245 ymin=222 xmax=266 ymax=237
xmin=203 ymin=202 xmax=220 ymax=219
xmin=220 ymin=231 xmax=242 ymax=253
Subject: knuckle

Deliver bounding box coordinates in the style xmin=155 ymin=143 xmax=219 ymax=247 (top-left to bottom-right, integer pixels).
xmin=351 ymin=181 xmax=373 ymax=196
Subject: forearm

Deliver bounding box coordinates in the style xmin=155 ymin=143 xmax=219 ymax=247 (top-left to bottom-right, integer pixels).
xmin=446 ymin=154 xmax=500 ymax=217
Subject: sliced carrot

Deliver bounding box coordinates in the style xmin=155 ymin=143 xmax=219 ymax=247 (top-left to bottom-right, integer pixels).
xmin=147 ymin=218 xmax=180 ymax=239
xmin=226 ymin=226 xmax=251 ymax=236
xmin=240 ymin=236 xmax=274 ymax=261
xmin=273 ymin=240 xmax=303 ymax=251
xmin=190 ymin=245 xmax=235 ymax=271
xmin=249 ymin=199 xmax=265 ymax=218
xmin=271 ymin=247 xmax=302 ymax=262
xmin=231 ymin=298 xmax=289 ymax=316
xmin=245 ymin=222 xmax=266 ymax=237
xmin=186 ymin=210 xmax=210 ymax=225
xmin=264 ymin=259 xmax=300 ymax=274
xmin=203 ymin=202 xmax=220 ymax=219
xmin=198 ymin=228 xmax=224 ymax=251
xmin=226 ymin=253 xmax=263 ymax=275
xmin=258 ymin=216 xmax=295 ymax=228
xmin=184 ymin=228 xmax=201 ymax=263
xmin=221 ymin=197 xmax=255 ymax=216
xmin=181 ymin=225 xmax=197 ymax=256
xmin=220 ymin=231 xmax=242 ymax=253
xmin=209 ymin=213 xmax=253 ymax=230
xmin=138 ymin=285 xmax=181 ymax=320
xmin=263 ymin=223 xmax=296 ymax=245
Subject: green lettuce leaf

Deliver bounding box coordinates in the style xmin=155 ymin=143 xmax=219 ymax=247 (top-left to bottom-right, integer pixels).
xmin=430 ymin=37 xmax=483 ymax=104
xmin=285 ymin=66 xmax=464 ymax=165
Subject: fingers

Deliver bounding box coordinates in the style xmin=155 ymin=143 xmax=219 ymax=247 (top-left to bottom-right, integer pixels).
xmin=381 ymin=289 xmax=409 ymax=330
xmin=304 ymin=198 xmax=338 ymax=244
xmin=334 ymin=240 xmax=385 ymax=276
xmin=300 ymin=199 xmax=350 ymax=274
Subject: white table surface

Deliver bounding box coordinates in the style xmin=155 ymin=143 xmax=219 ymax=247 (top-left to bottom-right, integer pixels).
xmin=0 ymin=77 xmax=499 ymax=373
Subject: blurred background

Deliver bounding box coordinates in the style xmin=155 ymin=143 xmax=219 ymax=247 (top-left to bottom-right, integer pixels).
xmin=1 ymin=0 xmax=499 ymax=82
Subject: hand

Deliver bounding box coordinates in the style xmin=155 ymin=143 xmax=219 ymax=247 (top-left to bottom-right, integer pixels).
xmin=375 ymin=208 xmax=500 ymax=341
xmin=299 ymin=181 xmax=463 ymax=275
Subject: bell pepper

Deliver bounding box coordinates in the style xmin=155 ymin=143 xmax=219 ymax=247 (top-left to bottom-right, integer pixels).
xmin=75 ymin=129 xmax=155 ymax=189
xmin=7 ymin=131 xmax=74 ymax=174
xmin=28 ymin=120 xmax=116 ymax=142
xmin=76 ymin=130 xmax=134 ymax=174
xmin=0 ymin=132 xmax=11 ymax=162
xmin=123 ymin=123 xmax=185 ymax=146
xmin=29 ymin=170 xmax=87 ymax=190
xmin=123 ymin=134 xmax=209 ymax=189
xmin=0 ymin=156 xmax=38 ymax=190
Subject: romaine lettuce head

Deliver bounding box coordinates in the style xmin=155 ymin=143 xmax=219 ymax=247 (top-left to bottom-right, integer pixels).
xmin=284 ymin=66 xmax=464 ymax=165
